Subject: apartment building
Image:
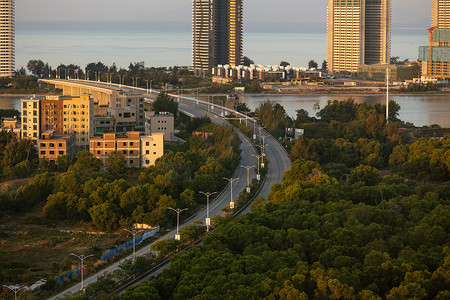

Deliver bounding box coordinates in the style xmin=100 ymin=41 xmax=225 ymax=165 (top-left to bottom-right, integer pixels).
xmin=145 ymin=111 xmax=173 ymax=141
xmin=21 ymin=96 xmax=42 ymax=142
xmin=327 ymin=0 xmax=391 ymax=73
xmin=90 ymin=132 xmax=164 ymax=168
xmin=141 ymin=133 xmax=164 ymax=167
xmin=0 ymin=0 xmax=14 ymax=77
xmin=193 ymin=0 xmax=243 ymax=75
xmin=109 ymin=92 xmax=145 ymax=127
xmin=1 ymin=116 xmax=20 ymax=138
xmin=62 ymin=94 xmax=94 ymax=148
xmin=39 ymin=130 xmax=76 ymax=164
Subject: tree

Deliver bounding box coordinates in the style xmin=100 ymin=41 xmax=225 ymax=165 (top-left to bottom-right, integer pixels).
xmin=295 ymin=109 xmax=311 ymax=124
xmin=308 ymin=60 xmax=319 ymax=70
xmin=107 ymin=151 xmax=126 ymax=177
xmin=27 ymin=59 xmax=45 ymax=78
xmin=69 ymin=150 xmax=103 ymax=174
xmin=321 ymin=60 xmax=328 ymax=71
xmin=233 ymin=101 xmax=251 ymax=113
xmin=280 ymin=61 xmax=290 ymax=67
xmin=152 ymin=92 xmax=178 ymax=115
xmin=349 ymin=165 xmax=380 ymax=186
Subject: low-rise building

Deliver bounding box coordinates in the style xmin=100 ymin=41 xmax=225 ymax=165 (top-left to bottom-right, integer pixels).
xmin=90 ymin=131 xmax=163 ymax=168
xmin=357 ymin=63 xmax=420 ymax=81
xmin=1 ymin=116 xmax=21 ymax=138
xmin=21 ymin=96 xmax=43 ymax=142
xmin=145 ymin=111 xmax=174 ymax=141
xmin=141 ymin=133 xmax=164 ymax=167
xmin=109 ymin=92 xmax=145 ymax=127
xmin=62 ymin=94 xmax=94 ymax=149
xmin=93 ymin=115 xmax=115 ymax=136
xmin=107 ymin=106 xmax=138 ymax=132
xmin=39 ymin=130 xmax=76 ymax=164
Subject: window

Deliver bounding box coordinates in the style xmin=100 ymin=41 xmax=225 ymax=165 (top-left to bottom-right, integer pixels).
xmin=119 ymin=113 xmax=122 ymax=117
xmin=49 ymin=143 xmax=55 ymax=147
xmin=23 ymin=117 xmax=27 ymax=123
xmin=81 ymin=138 xmax=85 ymax=141
xmin=130 ymin=160 xmax=133 ymax=164
xmin=153 ymin=144 xmax=156 ymax=146
xmin=49 ymin=151 xmax=55 ymax=155
xmin=23 ymin=132 xmax=27 ymax=137
xmin=23 ymin=103 xmax=26 ymax=109
xmin=97 ymin=142 xmax=101 ymax=146
xmin=23 ymin=111 xmax=27 ymax=116
xmin=59 ymin=151 xmax=64 ymax=155
xmin=40 ymin=143 xmax=45 ymax=147
xmin=122 ymin=150 xmax=126 ymax=154
xmin=146 ymin=160 xmax=149 ymax=164
xmin=33 ymin=111 xmax=37 ymax=116
xmin=146 ymin=150 xmax=149 ymax=154
xmin=130 ymin=150 xmax=134 ymax=155
xmin=59 ymin=143 xmax=63 ymax=147
xmin=123 ymin=142 xmax=126 ymax=146
xmin=33 ymin=103 xmax=37 ymax=109
xmin=23 ymin=125 xmax=27 ymax=130
xmin=33 ymin=125 xmax=37 ymax=130
xmin=33 ymin=118 xmax=37 ymax=123
xmin=130 ymin=142 xmax=133 ymax=146
xmin=153 ymin=152 xmax=156 ymax=155
xmin=97 ymin=151 xmax=101 ymax=155
xmin=146 ymin=142 xmax=149 ymax=146
xmin=40 ymin=150 xmax=45 ymax=155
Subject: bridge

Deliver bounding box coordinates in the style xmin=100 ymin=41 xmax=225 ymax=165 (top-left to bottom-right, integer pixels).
xmin=43 ymin=78 xmax=291 ymax=299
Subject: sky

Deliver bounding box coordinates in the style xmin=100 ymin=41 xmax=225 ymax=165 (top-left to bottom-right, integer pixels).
xmin=17 ymin=0 xmax=430 ymax=26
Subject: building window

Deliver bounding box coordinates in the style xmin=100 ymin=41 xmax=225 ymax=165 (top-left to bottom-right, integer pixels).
xmin=40 ymin=143 xmax=45 ymax=147
xmin=59 ymin=151 xmax=64 ymax=155
xmin=122 ymin=150 xmax=126 ymax=154
xmin=146 ymin=160 xmax=149 ymax=164
xmin=23 ymin=111 xmax=27 ymax=116
xmin=97 ymin=142 xmax=101 ymax=146
xmin=146 ymin=142 xmax=149 ymax=146
xmin=33 ymin=103 xmax=37 ymax=109
xmin=130 ymin=150 xmax=134 ymax=155
xmin=49 ymin=143 xmax=55 ymax=147
xmin=33 ymin=118 xmax=37 ymax=123
xmin=23 ymin=103 xmax=26 ymax=109
xmin=153 ymin=152 xmax=156 ymax=155
xmin=33 ymin=111 xmax=37 ymax=116
xmin=97 ymin=151 xmax=101 ymax=155
xmin=23 ymin=117 xmax=27 ymax=123
xmin=23 ymin=125 xmax=27 ymax=130
xmin=40 ymin=150 xmax=45 ymax=155
xmin=153 ymin=144 xmax=156 ymax=146
xmin=123 ymin=142 xmax=126 ymax=146
xmin=146 ymin=150 xmax=149 ymax=154
xmin=130 ymin=160 xmax=133 ymax=164
xmin=130 ymin=142 xmax=133 ymax=146
xmin=59 ymin=143 xmax=63 ymax=147
xmin=49 ymin=151 xmax=55 ymax=155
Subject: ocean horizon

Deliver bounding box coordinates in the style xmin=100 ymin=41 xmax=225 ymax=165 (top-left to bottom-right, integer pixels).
xmin=16 ymin=20 xmax=428 ymax=70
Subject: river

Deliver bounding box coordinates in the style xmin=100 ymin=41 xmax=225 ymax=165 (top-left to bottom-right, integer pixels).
xmin=1 ymin=94 xmax=449 ymax=128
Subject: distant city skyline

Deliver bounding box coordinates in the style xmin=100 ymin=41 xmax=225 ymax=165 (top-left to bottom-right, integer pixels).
xmin=17 ymin=0 xmax=429 ymax=26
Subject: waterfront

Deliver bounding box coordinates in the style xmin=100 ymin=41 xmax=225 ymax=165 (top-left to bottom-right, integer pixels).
xmin=2 ymin=94 xmax=449 ymax=128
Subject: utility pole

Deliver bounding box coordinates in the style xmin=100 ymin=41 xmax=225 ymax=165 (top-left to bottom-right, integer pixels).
xmin=2 ymin=285 xmax=25 ymax=300
xmin=252 ymin=154 xmax=262 ymax=181
xmin=70 ymin=253 xmax=94 ymax=291
xmin=241 ymin=165 xmax=255 ymax=193
xmin=199 ymin=191 xmax=217 ymax=232
xmin=386 ymin=65 xmax=389 ymax=123
xmin=168 ymin=207 xmax=188 ymax=240
xmin=223 ymin=177 xmax=239 ymax=209
xmin=123 ymin=228 xmax=144 ymax=263
xmin=257 ymin=144 xmax=267 ymax=168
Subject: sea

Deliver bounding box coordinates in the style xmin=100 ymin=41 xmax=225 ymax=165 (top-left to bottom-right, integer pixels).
xmin=10 ymin=21 xmax=449 ymax=127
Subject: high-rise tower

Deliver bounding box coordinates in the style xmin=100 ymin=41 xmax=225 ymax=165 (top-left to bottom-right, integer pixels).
xmin=193 ymin=0 xmax=243 ymax=76
xmin=432 ymin=0 xmax=450 ymax=29
xmin=0 ymin=0 xmax=14 ymax=77
xmin=327 ymin=0 xmax=390 ymax=73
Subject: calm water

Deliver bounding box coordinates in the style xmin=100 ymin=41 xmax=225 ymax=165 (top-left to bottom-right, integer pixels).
xmin=16 ymin=21 xmax=428 ymax=69
xmin=242 ymin=94 xmax=450 ymax=128
xmin=2 ymin=94 xmax=449 ymax=127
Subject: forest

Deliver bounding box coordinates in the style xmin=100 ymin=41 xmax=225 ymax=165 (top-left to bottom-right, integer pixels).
xmin=121 ymin=99 xmax=449 ymax=299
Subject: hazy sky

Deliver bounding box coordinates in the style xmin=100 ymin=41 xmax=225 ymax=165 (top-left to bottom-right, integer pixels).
xmin=17 ymin=0 xmax=430 ymax=26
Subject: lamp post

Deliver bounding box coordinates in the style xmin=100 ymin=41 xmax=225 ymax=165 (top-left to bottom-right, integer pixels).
xmin=123 ymin=228 xmax=144 ymax=263
xmin=168 ymin=207 xmax=188 ymax=240
xmin=2 ymin=285 xmax=25 ymax=300
xmin=386 ymin=65 xmax=389 ymax=124
xmin=223 ymin=177 xmax=239 ymax=209
xmin=252 ymin=154 xmax=262 ymax=181
xmin=241 ymin=165 xmax=255 ymax=193
xmin=70 ymin=253 xmax=94 ymax=291
xmin=145 ymin=80 xmax=149 ymax=93
xmin=199 ymin=191 xmax=217 ymax=232
xmin=257 ymin=143 xmax=267 ymax=168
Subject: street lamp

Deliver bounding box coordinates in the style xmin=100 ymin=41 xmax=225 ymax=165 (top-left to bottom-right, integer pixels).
xmin=241 ymin=165 xmax=255 ymax=193
xmin=252 ymin=154 xmax=262 ymax=181
xmin=199 ymin=191 xmax=217 ymax=232
xmin=2 ymin=285 xmax=25 ymax=300
xmin=168 ymin=207 xmax=188 ymax=240
xmin=223 ymin=177 xmax=239 ymax=209
xmin=123 ymin=228 xmax=144 ymax=263
xmin=70 ymin=253 xmax=94 ymax=291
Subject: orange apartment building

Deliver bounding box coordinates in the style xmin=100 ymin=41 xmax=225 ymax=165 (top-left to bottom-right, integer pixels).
xmin=41 ymin=97 xmax=64 ymax=133
xmin=90 ymin=131 xmax=141 ymax=168
xmin=39 ymin=130 xmax=76 ymax=164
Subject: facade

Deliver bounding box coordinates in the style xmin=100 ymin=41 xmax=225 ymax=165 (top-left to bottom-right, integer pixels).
xmin=193 ymin=0 xmax=243 ymax=75
xmin=21 ymin=97 xmax=42 ymax=142
xmin=107 ymin=107 xmax=138 ymax=132
xmin=327 ymin=0 xmax=391 ymax=73
xmin=90 ymin=132 xmax=163 ymax=168
xmin=141 ymin=133 xmax=164 ymax=167
xmin=39 ymin=130 xmax=76 ymax=164
xmin=109 ymin=92 xmax=145 ymax=127
xmin=357 ymin=63 xmax=420 ymax=81
xmin=0 ymin=0 xmax=14 ymax=77
xmin=145 ymin=111 xmax=174 ymax=141
xmin=432 ymin=0 xmax=450 ymax=29
xmin=62 ymin=94 xmax=94 ymax=148
xmin=41 ymin=97 xmax=64 ymax=133
xmin=93 ymin=115 xmax=115 ymax=135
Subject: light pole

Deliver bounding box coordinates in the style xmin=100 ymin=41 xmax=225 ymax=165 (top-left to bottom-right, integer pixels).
xmin=257 ymin=143 xmax=267 ymax=168
xmin=70 ymin=253 xmax=94 ymax=291
xmin=252 ymin=154 xmax=262 ymax=181
xmin=241 ymin=165 xmax=255 ymax=193
xmin=386 ymin=65 xmax=389 ymax=124
xmin=145 ymin=80 xmax=149 ymax=93
xmin=168 ymin=207 xmax=188 ymax=240
xmin=199 ymin=191 xmax=217 ymax=232
xmin=123 ymin=228 xmax=144 ymax=263
xmin=2 ymin=285 xmax=25 ymax=300
xmin=223 ymin=177 xmax=239 ymax=209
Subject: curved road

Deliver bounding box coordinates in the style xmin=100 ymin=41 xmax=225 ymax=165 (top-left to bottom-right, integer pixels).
xmin=42 ymin=79 xmax=290 ymax=299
